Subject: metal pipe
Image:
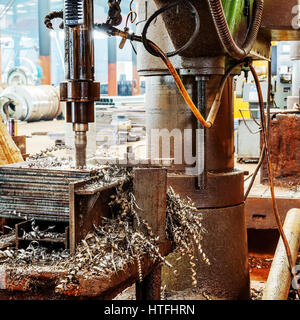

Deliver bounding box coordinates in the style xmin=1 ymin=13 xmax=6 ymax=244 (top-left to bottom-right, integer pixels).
xmin=262 ymin=208 xmax=300 ymax=300
xmin=206 ymin=0 xmax=264 ymax=60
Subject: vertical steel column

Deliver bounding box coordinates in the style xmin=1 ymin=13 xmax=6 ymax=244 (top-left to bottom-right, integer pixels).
xmin=60 ymin=0 xmax=100 ymax=167
xmin=196 ymin=76 xmax=208 ymax=189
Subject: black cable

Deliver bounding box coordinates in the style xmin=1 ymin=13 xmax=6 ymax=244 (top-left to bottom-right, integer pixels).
xmin=244 ymin=62 xmax=271 ymax=201
xmin=141 ymin=0 xmax=200 ymax=57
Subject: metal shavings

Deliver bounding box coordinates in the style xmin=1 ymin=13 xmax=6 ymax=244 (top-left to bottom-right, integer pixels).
xmin=56 ymin=170 xmax=208 ymax=293
xmin=76 ymin=166 xmax=130 ymax=193
xmin=166 ymin=186 xmax=210 ymax=287
xmin=29 ymin=145 xmax=73 ymax=161
xmin=21 ymin=220 xmax=65 ymax=241
xmin=0 ymin=164 xmax=209 ymax=292
xmin=0 ymin=242 xmax=70 ymax=265
xmin=0 ymin=232 xmax=16 ymax=249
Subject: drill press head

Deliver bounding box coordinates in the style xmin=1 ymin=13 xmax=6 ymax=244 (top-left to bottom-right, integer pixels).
xmin=60 ymin=0 xmax=100 ymax=168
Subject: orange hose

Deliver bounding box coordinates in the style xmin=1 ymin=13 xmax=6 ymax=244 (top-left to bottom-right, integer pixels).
xmin=148 ymin=41 xmax=212 ymax=128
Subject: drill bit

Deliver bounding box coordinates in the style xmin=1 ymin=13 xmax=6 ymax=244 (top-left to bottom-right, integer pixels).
xmin=73 ymin=123 xmax=88 ymax=168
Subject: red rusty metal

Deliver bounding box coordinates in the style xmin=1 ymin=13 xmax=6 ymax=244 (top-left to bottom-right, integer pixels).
xmin=0 ymin=241 xmax=171 ymax=300
xmin=260 ymin=113 xmax=300 ymax=187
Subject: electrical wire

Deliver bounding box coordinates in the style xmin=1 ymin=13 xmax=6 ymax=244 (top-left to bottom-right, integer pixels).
xmin=239 ymin=109 xmax=262 ymax=135
xmin=142 ymin=0 xmax=201 ymax=58
xmin=249 ymin=64 xmax=300 ymax=298
xmin=98 ymin=22 xmax=245 ymax=128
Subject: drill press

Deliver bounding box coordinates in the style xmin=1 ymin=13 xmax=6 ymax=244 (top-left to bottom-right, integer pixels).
xmin=60 ymin=0 xmax=100 ymax=167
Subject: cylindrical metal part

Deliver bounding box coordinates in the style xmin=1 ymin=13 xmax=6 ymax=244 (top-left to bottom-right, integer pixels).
xmin=162 ymin=204 xmax=250 ymax=299
xmin=262 ymin=208 xmax=300 ymax=300
xmin=206 ymin=76 xmax=235 ymax=172
xmin=73 ymin=123 xmax=88 ymax=168
xmin=196 ymin=76 xmax=207 ymax=189
xmin=0 ymin=85 xmax=61 ymax=122
xmin=61 ymin=0 xmax=100 ymax=167
xmin=60 ymin=0 xmax=100 ymax=124
xmin=145 ymin=75 xmax=196 ymax=171
xmin=145 ymin=75 xmax=234 ymax=173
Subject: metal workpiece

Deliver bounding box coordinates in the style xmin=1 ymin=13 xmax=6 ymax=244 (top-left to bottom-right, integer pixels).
xmin=162 ymin=204 xmax=250 ymax=300
xmin=60 ymin=0 xmax=100 ymax=167
xmin=0 ymin=85 xmax=61 ymax=122
xmin=0 ymin=163 xmax=97 ymax=222
xmin=262 ymin=209 xmax=300 ymax=300
xmin=133 ymin=168 xmax=168 ymax=300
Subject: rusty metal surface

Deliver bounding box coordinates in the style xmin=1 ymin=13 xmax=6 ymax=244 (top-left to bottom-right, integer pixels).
xmin=136 ymin=264 xmax=162 ymax=300
xmin=168 ymin=170 xmax=244 ymax=209
xmin=245 ymin=184 xmax=300 ymax=230
xmin=260 ymin=113 xmax=300 ymax=187
xmin=162 ymin=204 xmax=250 ymax=300
xmin=0 ymin=241 xmax=171 ymax=300
xmin=133 ymin=168 xmax=167 ymax=241
xmin=261 ymin=0 xmax=300 ymax=41
xmin=133 ymin=168 xmax=167 ymax=300
xmin=262 ymin=0 xmax=298 ymax=30
xmin=153 ymin=0 xmax=250 ymax=58
xmin=69 ymin=176 xmax=126 ymax=252
xmin=0 ymin=163 xmax=96 ymax=222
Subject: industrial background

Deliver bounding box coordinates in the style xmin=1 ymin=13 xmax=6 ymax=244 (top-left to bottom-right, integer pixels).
xmin=0 ymin=0 xmax=299 ymax=302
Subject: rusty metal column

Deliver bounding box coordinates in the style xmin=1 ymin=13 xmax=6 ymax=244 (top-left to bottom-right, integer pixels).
xmin=60 ymin=0 xmax=100 ymax=167
xmin=134 ymin=168 xmax=167 ymax=300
